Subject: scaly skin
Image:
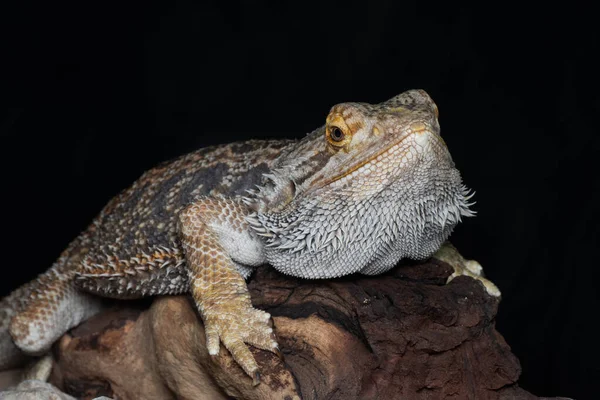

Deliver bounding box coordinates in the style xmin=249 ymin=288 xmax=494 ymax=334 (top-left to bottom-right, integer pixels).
xmin=0 ymin=89 xmax=477 ymax=383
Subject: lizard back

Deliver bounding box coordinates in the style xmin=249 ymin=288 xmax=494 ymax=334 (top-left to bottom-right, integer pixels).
xmin=76 ymin=139 xmax=293 ymax=297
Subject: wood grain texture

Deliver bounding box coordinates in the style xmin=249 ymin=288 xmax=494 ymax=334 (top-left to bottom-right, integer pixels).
xmin=46 ymin=261 xmax=549 ymax=400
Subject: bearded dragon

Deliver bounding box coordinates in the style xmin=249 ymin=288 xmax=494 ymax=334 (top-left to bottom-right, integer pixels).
xmin=0 ymin=89 xmax=488 ymax=385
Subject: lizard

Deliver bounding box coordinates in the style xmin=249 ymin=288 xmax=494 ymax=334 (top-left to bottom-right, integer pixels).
xmin=0 ymin=89 xmax=484 ymax=385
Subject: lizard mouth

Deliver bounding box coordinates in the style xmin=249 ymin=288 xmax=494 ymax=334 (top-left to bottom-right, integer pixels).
xmin=322 ymin=124 xmax=437 ymax=187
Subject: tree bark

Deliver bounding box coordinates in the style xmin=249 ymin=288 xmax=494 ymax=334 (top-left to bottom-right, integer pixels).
xmin=45 ymin=259 xmax=549 ymax=399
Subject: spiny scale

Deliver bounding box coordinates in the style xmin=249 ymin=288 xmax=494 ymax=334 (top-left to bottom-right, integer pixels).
xmin=0 ymin=89 xmax=475 ymax=385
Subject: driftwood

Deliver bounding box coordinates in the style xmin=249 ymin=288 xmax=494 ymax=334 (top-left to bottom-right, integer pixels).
xmin=32 ymin=259 xmax=549 ymax=399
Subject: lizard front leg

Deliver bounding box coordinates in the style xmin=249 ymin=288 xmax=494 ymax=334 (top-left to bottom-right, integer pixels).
xmin=179 ymin=196 xmax=277 ymax=384
xmin=433 ymin=242 xmax=501 ymax=297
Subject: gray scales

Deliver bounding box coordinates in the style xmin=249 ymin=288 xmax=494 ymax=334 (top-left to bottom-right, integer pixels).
xmin=0 ymin=89 xmax=498 ymax=386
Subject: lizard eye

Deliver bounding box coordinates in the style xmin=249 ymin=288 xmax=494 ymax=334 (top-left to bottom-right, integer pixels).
xmin=325 ymin=115 xmax=352 ymax=148
xmin=329 ymin=126 xmax=345 ymax=142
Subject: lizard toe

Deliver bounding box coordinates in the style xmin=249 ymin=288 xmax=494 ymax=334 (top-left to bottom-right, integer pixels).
xmin=203 ymin=304 xmax=279 ymax=382
xmin=220 ymin=333 xmax=260 ymax=379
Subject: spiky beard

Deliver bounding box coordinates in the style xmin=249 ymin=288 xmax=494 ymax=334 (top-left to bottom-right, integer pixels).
xmin=245 ymin=163 xmax=474 ymax=279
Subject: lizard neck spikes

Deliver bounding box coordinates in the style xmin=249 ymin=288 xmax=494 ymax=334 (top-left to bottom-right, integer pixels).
xmin=0 ymin=89 xmax=479 ymax=380
xmin=244 ymin=90 xmax=475 ymax=279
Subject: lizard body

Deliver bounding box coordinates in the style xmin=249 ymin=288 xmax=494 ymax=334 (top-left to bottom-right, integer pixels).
xmin=0 ymin=89 xmax=475 ymax=383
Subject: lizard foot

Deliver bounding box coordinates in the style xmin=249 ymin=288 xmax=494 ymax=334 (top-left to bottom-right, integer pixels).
xmin=203 ymin=303 xmax=278 ymax=385
xmin=433 ymin=242 xmax=501 ymax=297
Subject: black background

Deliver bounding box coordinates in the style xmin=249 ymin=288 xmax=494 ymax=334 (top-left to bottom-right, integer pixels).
xmin=1 ymin=1 xmax=598 ymax=398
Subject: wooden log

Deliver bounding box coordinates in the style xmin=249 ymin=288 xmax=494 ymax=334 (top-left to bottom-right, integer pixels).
xmin=46 ymin=259 xmax=545 ymax=399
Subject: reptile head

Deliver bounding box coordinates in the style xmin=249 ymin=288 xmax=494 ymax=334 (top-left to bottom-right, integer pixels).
xmin=249 ymin=89 xmax=474 ymax=279
xmin=305 ymin=89 xmax=445 ymax=198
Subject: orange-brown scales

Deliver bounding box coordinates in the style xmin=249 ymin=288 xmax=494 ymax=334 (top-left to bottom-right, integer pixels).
xmin=78 ymin=140 xmax=292 ymax=298
xmin=1 ymin=89 xmax=477 ymax=385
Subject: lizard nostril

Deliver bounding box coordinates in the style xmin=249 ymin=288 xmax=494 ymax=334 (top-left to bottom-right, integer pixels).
xmin=410 ymin=121 xmax=427 ymax=133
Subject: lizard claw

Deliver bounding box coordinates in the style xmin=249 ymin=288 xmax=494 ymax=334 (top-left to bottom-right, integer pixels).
xmin=253 ymin=371 xmax=261 ymax=386
xmin=202 ymin=302 xmax=280 ymax=383
xmin=274 ymin=346 xmax=285 ymax=361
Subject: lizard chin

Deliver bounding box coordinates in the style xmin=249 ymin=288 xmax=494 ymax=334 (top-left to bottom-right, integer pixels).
xmin=245 ymin=90 xmax=475 ymax=279
xmin=249 ymin=138 xmax=475 ymax=279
